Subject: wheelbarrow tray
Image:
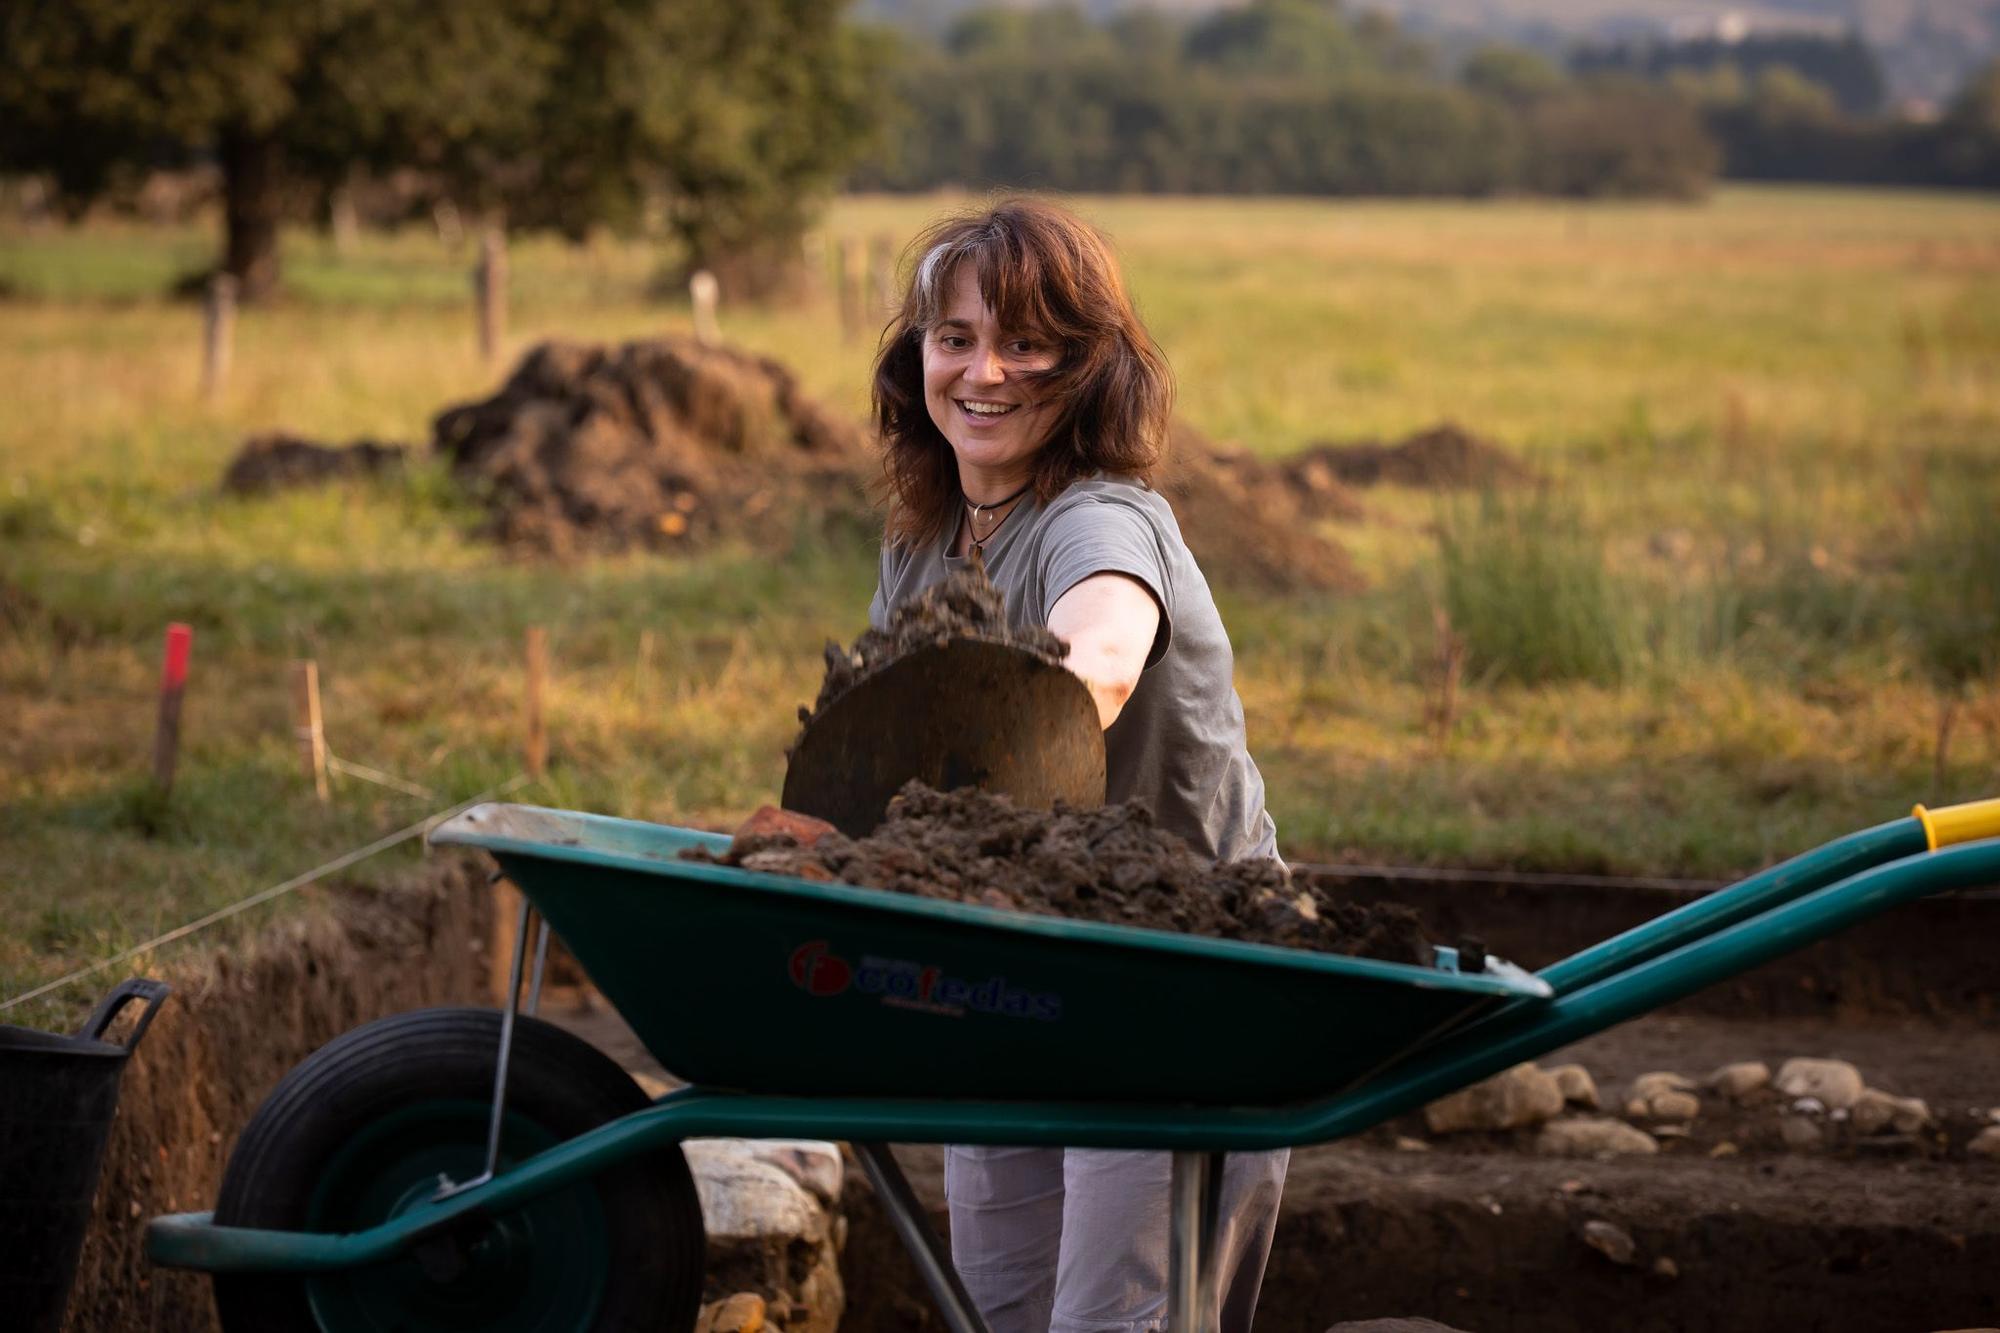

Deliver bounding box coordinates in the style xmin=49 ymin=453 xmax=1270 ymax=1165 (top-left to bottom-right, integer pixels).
xmin=429 ymin=803 xmax=1551 ymax=1105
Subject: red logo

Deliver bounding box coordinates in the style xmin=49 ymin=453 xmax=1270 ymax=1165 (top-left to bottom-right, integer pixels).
xmin=788 ymin=940 xmax=852 ymax=997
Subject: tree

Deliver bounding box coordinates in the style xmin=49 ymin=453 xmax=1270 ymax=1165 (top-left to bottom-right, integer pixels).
xmin=0 ymin=0 xmax=885 ymax=302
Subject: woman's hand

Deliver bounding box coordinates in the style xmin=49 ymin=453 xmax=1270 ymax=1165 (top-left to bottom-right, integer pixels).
xmin=1048 ymin=573 xmax=1161 ymax=729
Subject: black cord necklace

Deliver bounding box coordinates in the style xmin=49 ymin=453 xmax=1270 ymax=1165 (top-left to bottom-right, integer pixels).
xmin=964 ymin=481 xmax=1033 ymax=557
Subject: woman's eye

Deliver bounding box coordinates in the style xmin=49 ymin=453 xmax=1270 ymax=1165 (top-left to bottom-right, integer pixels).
xmin=1009 ymin=340 xmax=1039 ymax=355
xmin=939 ymin=335 xmax=970 ymax=350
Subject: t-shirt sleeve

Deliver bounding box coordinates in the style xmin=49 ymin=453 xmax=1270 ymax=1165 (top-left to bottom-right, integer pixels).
xmin=1038 ymin=498 xmax=1175 ymax=668
xmin=867 ymin=541 xmax=904 ymax=630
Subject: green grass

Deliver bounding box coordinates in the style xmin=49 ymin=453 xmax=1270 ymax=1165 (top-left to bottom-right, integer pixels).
xmin=5 ymin=186 xmax=2000 ymax=1026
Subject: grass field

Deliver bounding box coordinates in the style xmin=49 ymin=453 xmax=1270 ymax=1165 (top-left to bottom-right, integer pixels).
xmin=4 ymin=186 xmax=1998 ymax=1025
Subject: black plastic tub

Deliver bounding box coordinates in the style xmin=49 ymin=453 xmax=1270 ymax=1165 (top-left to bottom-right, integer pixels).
xmin=0 ymin=979 xmax=170 ymax=1333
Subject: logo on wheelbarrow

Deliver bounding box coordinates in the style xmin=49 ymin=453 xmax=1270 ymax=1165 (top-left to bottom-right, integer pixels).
xmin=788 ymin=941 xmax=1061 ymax=1021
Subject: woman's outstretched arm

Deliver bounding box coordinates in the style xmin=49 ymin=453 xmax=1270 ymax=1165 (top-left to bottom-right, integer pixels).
xmin=1048 ymin=572 xmax=1161 ymax=729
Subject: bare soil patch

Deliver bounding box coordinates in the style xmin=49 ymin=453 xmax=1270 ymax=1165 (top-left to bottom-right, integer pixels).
xmin=1292 ymin=422 xmax=1531 ymax=492
xmin=1161 ymin=420 xmax=1366 ymax=593
xmin=693 ymin=782 xmax=1430 ymax=965
xmin=219 ymin=433 xmax=408 ymax=495
xmin=432 ymin=337 xmax=868 ymax=556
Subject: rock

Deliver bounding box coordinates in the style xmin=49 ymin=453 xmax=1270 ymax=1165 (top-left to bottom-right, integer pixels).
xmin=1536 ymin=1118 xmax=1659 ymax=1158
xmin=1709 ymin=1141 xmax=1739 ymax=1158
xmin=1423 ymin=1062 xmax=1565 ymax=1134
xmin=1652 ymin=1256 xmax=1680 ymax=1279
xmin=1393 ymin=1135 xmax=1431 ymax=1152
xmin=1774 ymin=1057 xmax=1864 ymax=1110
xmin=1581 ymin=1219 xmax=1638 ymax=1266
xmin=1781 ymin=1116 xmax=1824 ymax=1151
xmin=680 ymin=1139 xmax=843 ymax=1333
xmin=1851 ymin=1088 xmax=1932 ymax=1136
xmin=1624 ymin=1073 xmax=1701 ymax=1122
xmin=1549 ymin=1063 xmax=1600 ymax=1109
xmin=1968 ymin=1125 xmax=2000 ymax=1160
xmin=1709 ymin=1061 xmax=1771 ymax=1100
xmin=696 ymin=1293 xmax=767 ymax=1333
xmin=731 ymin=805 xmax=837 ymax=849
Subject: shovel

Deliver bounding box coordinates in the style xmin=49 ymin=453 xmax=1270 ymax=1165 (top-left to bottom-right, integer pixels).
xmin=782 ymin=636 xmax=1106 ymax=838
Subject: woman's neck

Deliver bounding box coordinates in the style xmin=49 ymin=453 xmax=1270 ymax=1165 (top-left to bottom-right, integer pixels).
xmin=958 ymin=463 xmax=1033 ymax=506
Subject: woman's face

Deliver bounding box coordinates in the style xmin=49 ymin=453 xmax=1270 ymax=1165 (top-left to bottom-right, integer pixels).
xmin=921 ymin=263 xmax=1059 ymax=494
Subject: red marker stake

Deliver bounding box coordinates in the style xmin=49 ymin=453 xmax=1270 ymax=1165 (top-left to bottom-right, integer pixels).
xmin=152 ymin=623 xmax=193 ymax=794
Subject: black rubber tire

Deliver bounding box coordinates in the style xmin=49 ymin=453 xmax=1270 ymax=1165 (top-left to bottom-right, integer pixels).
xmin=211 ymin=1007 xmax=703 ymax=1333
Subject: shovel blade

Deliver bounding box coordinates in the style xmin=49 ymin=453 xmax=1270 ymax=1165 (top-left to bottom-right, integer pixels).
xmin=782 ymin=637 xmax=1106 ymax=838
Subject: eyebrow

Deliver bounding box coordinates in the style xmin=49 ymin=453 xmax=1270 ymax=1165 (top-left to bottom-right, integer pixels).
xmin=933 ymin=317 xmax=974 ymax=331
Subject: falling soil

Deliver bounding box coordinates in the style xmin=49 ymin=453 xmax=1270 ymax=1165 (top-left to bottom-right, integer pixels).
xmin=1291 ymin=421 xmax=1531 ymax=492
xmin=1160 ymin=420 xmax=1367 ymax=593
xmin=800 ymin=557 xmax=1065 ymax=727
xmin=692 ymin=782 xmax=1431 ymax=965
xmin=219 ymin=432 xmax=408 ymax=495
xmin=432 ymin=336 xmax=868 ymax=556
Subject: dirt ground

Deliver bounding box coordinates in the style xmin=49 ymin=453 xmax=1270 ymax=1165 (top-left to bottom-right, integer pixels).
xmin=218 ymin=433 xmax=408 ymax=494
xmin=695 ymin=782 xmax=1431 ymax=965
xmin=1288 ymin=423 xmax=1531 ymax=493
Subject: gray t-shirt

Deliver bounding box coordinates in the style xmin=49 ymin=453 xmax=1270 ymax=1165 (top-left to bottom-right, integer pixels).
xmin=869 ymin=475 xmax=1279 ymax=863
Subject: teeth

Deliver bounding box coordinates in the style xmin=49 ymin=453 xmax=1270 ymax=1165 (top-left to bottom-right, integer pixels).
xmin=961 ymin=401 xmax=1016 ymax=416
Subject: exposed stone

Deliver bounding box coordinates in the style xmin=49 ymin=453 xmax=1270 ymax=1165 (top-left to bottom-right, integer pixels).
xmin=1631 ymin=1071 xmax=1697 ymax=1100
xmin=1624 ymin=1072 xmax=1701 ymax=1122
xmin=1393 ymin=1135 xmax=1432 ymax=1152
xmin=1581 ymin=1219 xmax=1638 ymax=1266
xmin=1774 ymin=1057 xmax=1865 ymax=1111
xmin=1851 ymin=1088 xmax=1932 ymax=1137
xmin=1709 ymin=1141 xmax=1739 ymax=1158
xmin=681 ymin=1139 xmax=843 ymax=1333
xmin=1648 ymin=1091 xmax=1701 ymax=1122
xmin=696 ymin=1292 xmax=767 ymax=1333
xmin=731 ymin=805 xmax=837 ymax=850
xmin=1968 ymin=1125 xmax=2000 ymax=1160
xmin=1709 ymin=1061 xmax=1771 ymax=1101
xmin=1424 ymin=1062 xmax=1566 ymax=1134
xmin=1781 ymin=1116 xmax=1824 ymax=1151
xmin=1652 ymin=1256 xmax=1680 ymax=1279
xmin=1535 ymin=1118 xmax=1660 ymax=1158
xmin=1549 ymin=1063 xmax=1601 ymax=1110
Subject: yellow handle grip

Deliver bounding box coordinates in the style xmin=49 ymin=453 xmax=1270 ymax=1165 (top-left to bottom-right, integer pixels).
xmin=1911 ymin=797 xmax=2000 ymax=851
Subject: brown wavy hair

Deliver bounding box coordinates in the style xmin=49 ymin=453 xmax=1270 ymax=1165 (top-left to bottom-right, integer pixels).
xmin=871 ymin=198 xmax=1174 ymax=548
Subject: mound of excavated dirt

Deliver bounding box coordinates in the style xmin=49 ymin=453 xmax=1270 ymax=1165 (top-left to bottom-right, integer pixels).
xmin=432 ymin=337 xmax=869 ymax=555
xmin=220 ymin=433 xmax=408 ymax=495
xmin=801 ymin=558 xmax=1065 ymax=728
xmin=692 ymin=782 xmax=1430 ymax=965
xmin=1161 ymin=420 xmax=1366 ymax=594
xmin=1290 ymin=422 xmax=1530 ymax=492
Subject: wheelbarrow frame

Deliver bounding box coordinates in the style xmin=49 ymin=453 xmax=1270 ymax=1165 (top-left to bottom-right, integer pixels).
xmin=148 ymin=798 xmax=2000 ymax=1333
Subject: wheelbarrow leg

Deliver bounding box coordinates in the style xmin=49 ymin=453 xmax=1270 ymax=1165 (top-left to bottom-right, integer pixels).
xmin=1168 ymin=1150 xmax=1225 ymax=1333
xmin=852 ymin=1141 xmax=991 ymax=1333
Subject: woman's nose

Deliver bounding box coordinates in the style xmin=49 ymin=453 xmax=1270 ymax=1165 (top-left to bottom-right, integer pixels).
xmin=966 ymin=345 xmax=1005 ymax=385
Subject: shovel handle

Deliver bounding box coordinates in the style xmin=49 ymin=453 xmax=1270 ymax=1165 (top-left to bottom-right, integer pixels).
xmin=79 ymin=977 xmax=172 ymax=1051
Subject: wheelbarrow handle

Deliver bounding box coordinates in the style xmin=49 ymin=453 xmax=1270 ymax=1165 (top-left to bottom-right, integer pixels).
xmin=78 ymin=978 xmax=172 ymax=1051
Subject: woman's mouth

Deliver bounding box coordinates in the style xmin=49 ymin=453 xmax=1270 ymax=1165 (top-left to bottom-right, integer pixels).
xmin=957 ymin=399 xmax=1019 ymax=421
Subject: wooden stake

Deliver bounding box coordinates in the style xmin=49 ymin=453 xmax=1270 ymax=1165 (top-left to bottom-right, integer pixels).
xmin=151 ymin=624 xmax=193 ymax=794
xmin=201 ymin=274 xmax=236 ymax=401
xmin=870 ymin=232 xmax=897 ymax=312
xmin=524 ymin=627 xmax=548 ymax=779
xmin=1429 ymin=606 xmax=1465 ymax=750
xmin=689 ymin=269 xmax=720 ymax=346
xmin=474 ymin=226 xmax=507 ymax=366
xmin=291 ymin=659 xmax=329 ymax=802
xmin=329 ymin=181 xmax=359 ymax=258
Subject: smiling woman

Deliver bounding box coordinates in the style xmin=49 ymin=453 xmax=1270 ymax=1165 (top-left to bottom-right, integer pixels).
xmin=862 ymin=198 xmax=1291 ymax=1333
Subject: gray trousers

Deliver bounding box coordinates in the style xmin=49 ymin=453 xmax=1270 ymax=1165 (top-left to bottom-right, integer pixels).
xmin=944 ymin=1146 xmax=1290 ymax=1333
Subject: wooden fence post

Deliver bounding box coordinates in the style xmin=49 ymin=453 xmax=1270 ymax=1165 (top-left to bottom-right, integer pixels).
xmin=690 ymin=269 xmax=720 ymax=347
xmin=201 ymin=274 xmax=237 ymax=401
xmin=151 ymin=624 xmax=193 ymax=795
xmin=291 ymin=659 xmax=330 ymax=802
xmin=475 ymin=226 xmax=507 ymax=366
xmin=524 ymin=627 xmax=548 ymax=779
xmin=870 ymin=232 xmax=897 ymax=313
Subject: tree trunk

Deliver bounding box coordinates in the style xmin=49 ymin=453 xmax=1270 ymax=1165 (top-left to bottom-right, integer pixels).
xmin=219 ymin=129 xmax=284 ymax=303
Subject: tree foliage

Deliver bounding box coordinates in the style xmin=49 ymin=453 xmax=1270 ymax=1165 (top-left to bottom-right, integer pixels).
xmin=0 ymin=0 xmax=884 ymax=300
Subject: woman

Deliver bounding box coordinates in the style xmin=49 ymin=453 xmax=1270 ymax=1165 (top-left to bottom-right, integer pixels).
xmin=867 ymin=198 xmax=1289 ymax=1333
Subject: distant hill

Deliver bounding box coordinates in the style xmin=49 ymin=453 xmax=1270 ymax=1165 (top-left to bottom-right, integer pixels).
xmin=854 ymin=0 xmax=2000 ymax=106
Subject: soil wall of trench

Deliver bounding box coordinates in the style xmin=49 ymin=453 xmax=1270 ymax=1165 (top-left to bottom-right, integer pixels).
xmin=60 ymin=860 xmax=496 ymax=1333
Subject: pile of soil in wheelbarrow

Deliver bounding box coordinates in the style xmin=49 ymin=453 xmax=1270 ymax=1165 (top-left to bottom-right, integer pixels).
xmin=692 ymin=782 xmax=1431 ymax=965
xmin=220 ymin=432 xmax=409 ymax=494
xmin=432 ymin=336 xmax=870 ymax=555
xmin=1160 ymin=420 xmax=1366 ymax=594
xmin=1288 ymin=422 xmax=1531 ymax=494
xmin=798 ymin=556 xmax=1066 ymax=731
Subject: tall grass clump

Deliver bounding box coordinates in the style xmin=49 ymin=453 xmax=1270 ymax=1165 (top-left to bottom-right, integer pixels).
xmin=1436 ymin=485 xmax=1636 ymax=686
xmin=1903 ymin=462 xmax=2000 ymax=789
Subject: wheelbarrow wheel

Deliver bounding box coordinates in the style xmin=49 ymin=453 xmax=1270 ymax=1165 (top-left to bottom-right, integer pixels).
xmin=211 ymin=1006 xmax=703 ymax=1333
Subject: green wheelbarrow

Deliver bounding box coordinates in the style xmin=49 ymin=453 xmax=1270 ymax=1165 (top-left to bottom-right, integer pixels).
xmin=147 ymin=795 xmax=2000 ymax=1333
